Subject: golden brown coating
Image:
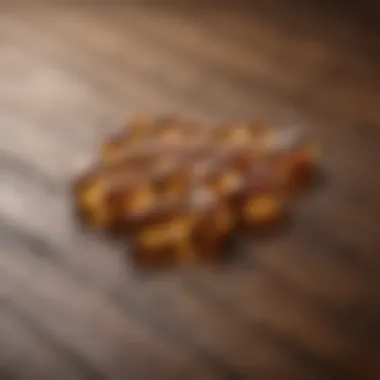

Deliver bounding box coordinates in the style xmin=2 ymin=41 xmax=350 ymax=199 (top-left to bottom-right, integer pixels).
xmin=265 ymin=129 xmax=318 ymax=195
xmin=100 ymin=116 xmax=156 ymax=163
xmin=286 ymin=143 xmax=318 ymax=193
xmin=73 ymin=116 xmax=319 ymax=265
xmin=74 ymin=169 xmax=109 ymax=228
xmin=131 ymin=198 xmax=198 ymax=265
xmin=190 ymin=189 xmax=234 ymax=261
xmin=235 ymin=164 xmax=289 ymax=230
xmin=151 ymin=162 xmax=190 ymax=197
xmin=73 ymin=166 xmax=156 ymax=230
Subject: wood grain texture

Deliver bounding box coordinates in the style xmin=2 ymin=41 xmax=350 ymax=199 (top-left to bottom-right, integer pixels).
xmin=0 ymin=1 xmax=379 ymax=379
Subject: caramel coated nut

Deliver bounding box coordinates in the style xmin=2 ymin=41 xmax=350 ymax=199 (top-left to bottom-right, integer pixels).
xmin=191 ymin=190 xmax=234 ymax=260
xmin=152 ymin=164 xmax=190 ymax=197
xmin=74 ymin=171 xmax=110 ymax=228
xmin=131 ymin=200 xmax=198 ymax=264
xmin=236 ymin=166 xmax=289 ymax=229
xmin=74 ymin=167 xmax=156 ymax=230
xmin=73 ymin=116 xmax=319 ymax=265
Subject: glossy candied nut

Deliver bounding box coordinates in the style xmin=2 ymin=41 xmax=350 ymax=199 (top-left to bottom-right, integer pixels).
xmin=236 ymin=165 xmax=289 ymax=229
xmin=212 ymin=123 xmax=252 ymax=145
xmin=181 ymin=139 xmax=216 ymax=162
xmin=251 ymin=129 xmax=278 ymax=154
xmin=261 ymin=127 xmax=304 ymax=154
xmin=262 ymin=127 xmax=316 ymax=158
xmin=100 ymin=116 xmax=156 ymax=165
xmin=246 ymin=121 xmax=267 ymax=135
xmin=206 ymin=165 xmax=246 ymax=203
xmin=190 ymin=188 xmax=234 ymax=260
xmin=100 ymin=133 xmax=135 ymax=166
xmin=180 ymin=121 xmax=210 ymax=139
xmin=131 ymin=199 xmax=197 ymax=264
xmin=159 ymin=129 xmax=185 ymax=147
xmin=101 ymin=140 xmax=161 ymax=168
xmin=286 ymin=142 xmax=319 ymax=192
xmin=73 ymin=169 xmax=116 ymax=228
xmin=240 ymin=126 xmax=319 ymax=193
xmin=126 ymin=114 xmax=156 ymax=137
xmin=125 ymin=143 xmax=170 ymax=168
xmin=74 ymin=166 xmax=156 ymax=231
xmin=151 ymin=162 xmax=191 ymax=197
xmin=267 ymin=130 xmax=319 ymax=193
xmin=108 ymin=179 xmax=157 ymax=232
xmin=216 ymin=144 xmax=258 ymax=173
xmin=150 ymin=117 xmax=185 ymax=143
xmin=242 ymin=195 xmax=284 ymax=226
xmin=152 ymin=116 xmax=210 ymax=145
xmin=187 ymin=158 xmax=220 ymax=188
xmin=222 ymin=123 xmax=278 ymax=155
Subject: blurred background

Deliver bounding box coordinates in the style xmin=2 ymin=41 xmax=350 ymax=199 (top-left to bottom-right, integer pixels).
xmin=0 ymin=1 xmax=379 ymax=379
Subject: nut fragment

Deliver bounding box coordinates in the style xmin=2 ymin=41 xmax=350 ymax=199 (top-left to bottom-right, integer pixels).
xmin=74 ymin=172 xmax=110 ymax=228
xmin=74 ymin=166 xmax=156 ymax=231
xmin=237 ymin=165 xmax=289 ymax=229
xmin=132 ymin=200 xmax=197 ymax=264
xmin=191 ymin=189 xmax=234 ymax=260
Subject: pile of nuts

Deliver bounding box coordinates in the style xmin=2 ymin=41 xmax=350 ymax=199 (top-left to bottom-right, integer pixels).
xmin=73 ymin=116 xmax=318 ymax=265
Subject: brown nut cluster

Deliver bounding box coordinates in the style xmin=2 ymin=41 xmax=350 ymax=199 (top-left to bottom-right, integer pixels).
xmin=73 ymin=116 xmax=319 ymax=265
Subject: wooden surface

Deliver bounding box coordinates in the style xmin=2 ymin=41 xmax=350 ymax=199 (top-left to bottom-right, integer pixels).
xmin=0 ymin=1 xmax=379 ymax=379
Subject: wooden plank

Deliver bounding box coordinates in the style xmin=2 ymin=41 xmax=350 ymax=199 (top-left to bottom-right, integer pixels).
xmin=10 ymin=10 xmax=251 ymax=121
xmin=117 ymin=271 xmax=325 ymax=378
xmin=0 ymin=308 xmax=86 ymax=380
xmin=0 ymin=240 xmax=222 ymax=380
xmin=0 ymin=14 xmax=218 ymax=120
